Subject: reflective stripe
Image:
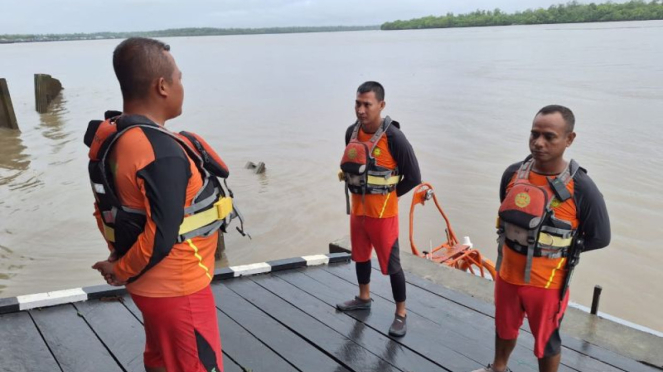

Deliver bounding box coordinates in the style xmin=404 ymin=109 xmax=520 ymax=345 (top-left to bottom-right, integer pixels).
xmin=179 ymin=197 xmax=233 ymax=236
xmin=186 ymin=239 xmax=212 ymax=280
xmin=378 ymin=192 xmax=392 ymax=219
xmin=93 ymin=183 xmax=105 ymax=194
xmin=103 ymin=224 xmax=115 ymax=242
xmin=545 ymin=258 xmax=566 ymax=289
xmin=367 ymin=175 xmax=400 ymax=186
xmin=538 ymin=232 xmax=573 ymax=248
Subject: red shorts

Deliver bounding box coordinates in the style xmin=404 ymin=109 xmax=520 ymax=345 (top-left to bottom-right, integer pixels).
xmin=350 ymin=215 xmax=401 ymax=275
xmin=495 ymin=275 xmax=569 ymax=358
xmin=131 ymin=285 xmax=223 ymax=372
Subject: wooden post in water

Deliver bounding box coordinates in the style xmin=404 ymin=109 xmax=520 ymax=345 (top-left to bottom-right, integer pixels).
xmin=34 ymin=73 xmax=63 ymax=113
xmin=0 ymin=78 xmax=19 ymax=130
xmin=590 ymin=285 xmax=602 ymax=315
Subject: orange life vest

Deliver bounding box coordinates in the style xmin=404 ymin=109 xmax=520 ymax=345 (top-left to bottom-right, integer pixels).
xmin=340 ymin=117 xmax=400 ymax=214
xmin=84 ymin=111 xmax=237 ymax=257
xmin=496 ymin=158 xmax=578 ymax=283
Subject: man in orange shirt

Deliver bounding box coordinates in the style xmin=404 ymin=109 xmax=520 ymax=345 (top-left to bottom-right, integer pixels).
xmin=337 ymin=81 xmax=421 ymax=337
xmin=474 ymin=105 xmax=610 ymax=372
xmin=88 ymin=37 xmax=226 ymax=372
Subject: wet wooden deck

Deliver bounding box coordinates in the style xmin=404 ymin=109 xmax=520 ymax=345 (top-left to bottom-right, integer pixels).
xmin=0 ymin=261 xmax=658 ymax=372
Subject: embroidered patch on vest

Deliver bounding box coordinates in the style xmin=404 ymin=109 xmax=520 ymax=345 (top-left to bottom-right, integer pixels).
xmin=515 ymin=192 xmax=531 ymax=208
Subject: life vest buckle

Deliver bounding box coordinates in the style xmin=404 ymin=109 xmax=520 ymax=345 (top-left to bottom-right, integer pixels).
xmin=215 ymin=197 xmax=233 ymax=221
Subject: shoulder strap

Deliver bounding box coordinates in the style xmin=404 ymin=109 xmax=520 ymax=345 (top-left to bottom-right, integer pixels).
xmin=367 ymin=116 xmax=393 ymax=156
xmin=548 ymin=159 xmax=578 ymax=202
xmin=558 ymin=159 xmax=579 ymax=185
xmin=349 ymin=121 xmax=361 ymax=141
xmin=516 ymin=157 xmax=534 ymax=180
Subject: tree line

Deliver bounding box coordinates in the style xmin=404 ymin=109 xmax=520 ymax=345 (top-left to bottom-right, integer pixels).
xmin=381 ymin=0 xmax=663 ymax=30
xmin=0 ymin=26 xmax=379 ymax=44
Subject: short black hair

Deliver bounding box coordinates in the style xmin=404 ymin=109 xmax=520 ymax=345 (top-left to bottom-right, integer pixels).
xmin=536 ymin=104 xmax=575 ymax=132
xmin=357 ymin=81 xmax=385 ymax=102
xmin=112 ymin=37 xmax=173 ymax=101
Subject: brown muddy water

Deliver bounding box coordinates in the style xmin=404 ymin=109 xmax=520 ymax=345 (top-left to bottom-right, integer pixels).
xmin=0 ymin=21 xmax=662 ymax=331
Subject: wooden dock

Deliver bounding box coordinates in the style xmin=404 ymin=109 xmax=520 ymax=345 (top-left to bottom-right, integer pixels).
xmin=0 ymin=254 xmax=659 ymax=372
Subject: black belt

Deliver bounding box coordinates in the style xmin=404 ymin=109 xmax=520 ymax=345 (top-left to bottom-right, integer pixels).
xmin=505 ymin=239 xmax=568 ymax=258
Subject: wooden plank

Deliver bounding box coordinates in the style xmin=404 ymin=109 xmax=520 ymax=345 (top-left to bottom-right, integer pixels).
xmin=30 ymin=304 xmax=122 ymax=372
xmin=305 ymin=266 xmax=496 ymax=368
xmin=328 ymin=263 xmax=622 ymax=372
xmin=252 ymin=273 xmax=444 ymax=372
xmin=228 ymin=277 xmax=402 ymax=372
xmin=73 ymin=299 xmax=145 ymax=372
xmin=561 ymin=337 xmax=661 ymax=372
xmin=396 ymin=265 xmax=656 ymax=371
xmin=215 ymin=306 xmax=297 ymax=372
xmin=212 ymin=281 xmax=350 ymax=372
xmin=326 ymin=264 xmax=573 ymax=371
xmin=276 ymin=268 xmax=484 ymax=371
xmin=0 ymin=312 xmax=60 ymax=372
xmin=120 ymin=294 xmax=143 ymax=323
xmin=222 ymin=353 xmax=243 ymax=372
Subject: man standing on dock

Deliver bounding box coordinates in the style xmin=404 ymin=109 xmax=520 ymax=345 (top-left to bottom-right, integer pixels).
xmin=474 ymin=105 xmax=610 ymax=372
xmin=337 ymin=81 xmax=421 ymax=337
xmin=88 ymin=38 xmax=224 ymax=372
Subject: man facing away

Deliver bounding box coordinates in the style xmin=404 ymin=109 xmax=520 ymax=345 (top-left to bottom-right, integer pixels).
xmin=474 ymin=105 xmax=610 ymax=372
xmin=337 ymin=81 xmax=421 ymax=337
xmin=87 ymin=37 xmax=228 ymax=372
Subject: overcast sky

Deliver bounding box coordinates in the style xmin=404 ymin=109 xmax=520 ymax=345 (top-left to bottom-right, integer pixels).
xmin=1 ymin=0 xmax=611 ymax=35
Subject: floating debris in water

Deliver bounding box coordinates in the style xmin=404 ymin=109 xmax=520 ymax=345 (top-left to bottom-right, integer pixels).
xmin=245 ymin=161 xmax=266 ymax=174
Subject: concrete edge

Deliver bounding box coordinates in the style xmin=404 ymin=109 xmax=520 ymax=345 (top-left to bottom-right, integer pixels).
xmin=331 ymin=236 xmax=663 ymax=369
xmin=0 ymin=252 xmax=351 ymax=315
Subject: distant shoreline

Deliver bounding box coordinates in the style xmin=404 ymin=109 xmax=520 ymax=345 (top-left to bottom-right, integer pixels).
xmin=0 ymin=25 xmax=379 ymax=45
xmin=3 ymin=3 xmax=663 ymax=46
xmin=381 ymin=1 xmax=663 ymax=31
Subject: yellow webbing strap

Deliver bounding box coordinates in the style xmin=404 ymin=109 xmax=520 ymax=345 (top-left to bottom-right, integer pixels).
xmin=367 ymin=175 xmax=400 ymax=186
xmin=102 ymin=198 xmax=233 ymax=243
xmin=538 ymin=232 xmax=572 ymax=248
xmin=103 ymin=224 xmax=115 ymax=243
xmin=179 ymin=197 xmax=233 ymax=236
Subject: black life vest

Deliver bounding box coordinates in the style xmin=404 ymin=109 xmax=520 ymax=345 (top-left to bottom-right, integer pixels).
xmin=496 ymin=157 xmax=579 ymax=283
xmin=339 ymin=117 xmax=400 ymax=214
xmin=84 ymin=111 xmax=235 ymax=257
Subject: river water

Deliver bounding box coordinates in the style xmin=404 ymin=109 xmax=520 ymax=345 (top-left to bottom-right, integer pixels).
xmin=1 ymin=20 xmax=661 ymax=332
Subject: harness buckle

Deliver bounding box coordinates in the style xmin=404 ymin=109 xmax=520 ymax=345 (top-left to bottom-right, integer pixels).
xmin=215 ymin=197 xmax=233 ymax=221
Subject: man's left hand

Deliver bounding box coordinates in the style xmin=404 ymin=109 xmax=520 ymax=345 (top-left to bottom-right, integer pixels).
xmin=92 ymin=260 xmax=126 ymax=286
